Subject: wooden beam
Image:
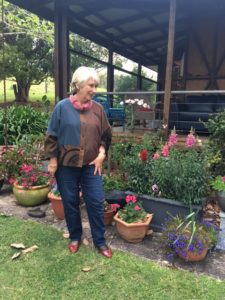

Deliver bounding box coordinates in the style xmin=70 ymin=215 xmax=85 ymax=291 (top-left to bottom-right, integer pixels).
xmin=54 ymin=0 xmax=69 ymax=102
xmin=137 ymin=64 xmax=142 ymax=90
xmin=107 ymin=50 xmax=114 ymax=107
xmin=163 ymin=0 xmax=176 ymax=135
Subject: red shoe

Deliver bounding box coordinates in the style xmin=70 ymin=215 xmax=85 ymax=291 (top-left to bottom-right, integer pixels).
xmin=68 ymin=241 xmax=80 ymax=253
xmin=97 ymin=245 xmax=113 ymax=258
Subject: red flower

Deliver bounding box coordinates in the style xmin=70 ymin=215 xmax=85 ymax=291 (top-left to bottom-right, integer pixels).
xmin=8 ymin=178 xmax=16 ymax=185
xmin=110 ymin=203 xmax=120 ymax=211
xmin=140 ymin=149 xmax=148 ymax=161
xmin=134 ymin=205 xmax=141 ymax=211
xmin=125 ymin=195 xmax=137 ymax=203
xmin=21 ymin=164 xmax=33 ymax=173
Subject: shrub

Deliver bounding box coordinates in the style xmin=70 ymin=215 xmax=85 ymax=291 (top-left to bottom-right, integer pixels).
xmin=204 ymin=109 xmax=225 ymax=176
xmin=0 ymin=105 xmax=49 ymax=145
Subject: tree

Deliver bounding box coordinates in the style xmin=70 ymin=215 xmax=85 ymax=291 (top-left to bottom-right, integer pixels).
xmin=114 ymin=66 xmax=155 ymax=92
xmin=0 ymin=1 xmax=53 ymax=102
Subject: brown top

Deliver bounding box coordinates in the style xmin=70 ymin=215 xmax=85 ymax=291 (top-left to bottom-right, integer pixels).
xmin=44 ymin=99 xmax=112 ymax=167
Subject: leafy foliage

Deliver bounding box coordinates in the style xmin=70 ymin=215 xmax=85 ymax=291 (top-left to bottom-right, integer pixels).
xmin=111 ymin=133 xmax=163 ymax=194
xmin=117 ymin=194 xmax=147 ymax=223
xmin=15 ymin=164 xmax=51 ymax=188
xmin=211 ymin=176 xmax=225 ymax=192
xmin=151 ymin=147 xmax=210 ymax=205
xmin=204 ymin=109 xmax=225 ymax=176
xmin=102 ymin=174 xmax=127 ymax=192
xmin=0 ymin=106 xmax=49 ymax=144
xmin=0 ymin=137 xmax=45 ymax=181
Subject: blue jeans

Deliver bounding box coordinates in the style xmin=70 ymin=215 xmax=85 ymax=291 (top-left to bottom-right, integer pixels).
xmin=55 ymin=165 xmax=106 ymax=247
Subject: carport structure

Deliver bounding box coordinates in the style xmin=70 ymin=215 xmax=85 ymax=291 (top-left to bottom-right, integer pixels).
xmin=7 ymin=0 xmax=225 ymax=131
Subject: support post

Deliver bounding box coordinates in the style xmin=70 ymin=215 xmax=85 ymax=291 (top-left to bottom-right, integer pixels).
xmin=54 ymin=0 xmax=69 ymax=103
xmin=107 ymin=50 xmax=114 ymax=107
xmin=163 ymin=0 xmax=176 ymax=136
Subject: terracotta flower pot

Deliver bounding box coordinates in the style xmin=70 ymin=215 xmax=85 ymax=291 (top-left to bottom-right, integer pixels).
xmin=104 ymin=209 xmax=115 ymax=225
xmin=13 ymin=183 xmax=51 ymax=207
xmin=178 ymin=247 xmax=208 ymax=262
xmin=48 ymin=192 xmax=65 ymax=220
xmin=114 ymin=212 xmax=153 ymax=243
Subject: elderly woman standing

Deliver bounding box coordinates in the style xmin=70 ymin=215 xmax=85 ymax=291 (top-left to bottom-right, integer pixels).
xmin=44 ymin=66 xmax=112 ymax=258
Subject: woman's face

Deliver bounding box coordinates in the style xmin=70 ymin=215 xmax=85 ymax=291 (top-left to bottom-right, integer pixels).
xmin=77 ymin=78 xmax=98 ymax=103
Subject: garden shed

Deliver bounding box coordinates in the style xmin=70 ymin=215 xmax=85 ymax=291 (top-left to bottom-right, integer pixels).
xmin=7 ymin=0 xmax=225 ymax=132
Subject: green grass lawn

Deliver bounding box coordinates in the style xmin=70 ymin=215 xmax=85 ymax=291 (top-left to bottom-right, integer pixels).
xmin=0 ymin=80 xmax=55 ymax=103
xmin=0 ymin=80 xmax=107 ymax=104
xmin=0 ymin=216 xmax=225 ymax=300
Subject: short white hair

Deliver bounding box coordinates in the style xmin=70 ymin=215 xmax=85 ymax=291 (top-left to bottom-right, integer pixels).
xmin=70 ymin=66 xmax=99 ymax=93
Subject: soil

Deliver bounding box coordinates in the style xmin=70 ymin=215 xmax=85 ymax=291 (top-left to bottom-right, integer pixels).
xmin=1 ymin=184 xmax=225 ymax=280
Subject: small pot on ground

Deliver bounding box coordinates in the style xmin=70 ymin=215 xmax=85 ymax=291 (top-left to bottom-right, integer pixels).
xmin=48 ymin=191 xmax=64 ymax=219
xmin=114 ymin=212 xmax=153 ymax=243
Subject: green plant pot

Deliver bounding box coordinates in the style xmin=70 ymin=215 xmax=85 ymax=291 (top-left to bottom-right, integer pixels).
xmin=13 ymin=183 xmax=51 ymax=207
xmin=216 ymin=191 xmax=225 ymax=212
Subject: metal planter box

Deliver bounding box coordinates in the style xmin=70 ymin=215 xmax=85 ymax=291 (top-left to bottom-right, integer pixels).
xmin=138 ymin=194 xmax=202 ymax=232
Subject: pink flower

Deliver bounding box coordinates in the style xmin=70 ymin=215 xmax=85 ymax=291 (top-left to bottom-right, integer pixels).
xmin=21 ymin=164 xmax=33 ymax=173
xmin=110 ymin=203 xmax=120 ymax=211
xmin=222 ymin=177 xmax=225 ymax=182
xmin=152 ymin=184 xmax=158 ymax=192
xmin=8 ymin=178 xmax=15 ymax=185
xmin=134 ymin=205 xmax=141 ymax=211
xmin=162 ymin=144 xmax=169 ymax=157
xmin=125 ymin=195 xmax=137 ymax=203
xmin=139 ymin=149 xmax=148 ymax=161
xmin=185 ymin=133 xmax=196 ymax=148
xmin=153 ymin=152 xmax=160 ymax=160
xmin=168 ymin=131 xmax=177 ymax=146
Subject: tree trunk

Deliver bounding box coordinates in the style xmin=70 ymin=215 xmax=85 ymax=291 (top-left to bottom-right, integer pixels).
xmin=13 ymin=82 xmax=30 ymax=102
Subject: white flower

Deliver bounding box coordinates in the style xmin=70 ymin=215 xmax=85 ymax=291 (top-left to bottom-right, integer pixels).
xmin=137 ymin=100 xmax=144 ymax=106
xmin=197 ymin=139 xmax=202 ymax=146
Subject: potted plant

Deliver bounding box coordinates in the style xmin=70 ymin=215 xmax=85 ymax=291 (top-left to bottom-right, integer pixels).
xmin=211 ymin=176 xmax=225 ymax=212
xmin=12 ymin=164 xmax=52 ymax=206
xmin=103 ymin=201 xmax=120 ymax=225
xmin=161 ymin=212 xmax=220 ymax=262
xmin=0 ymin=138 xmax=45 ymax=185
xmin=114 ymin=194 xmax=153 ymax=243
xmin=48 ymin=186 xmax=64 ymax=219
xmin=136 ymin=129 xmax=210 ymax=231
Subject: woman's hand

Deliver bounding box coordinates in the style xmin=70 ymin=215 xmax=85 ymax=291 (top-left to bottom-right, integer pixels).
xmin=89 ymin=152 xmax=106 ymax=175
xmin=48 ymin=157 xmax=58 ymax=176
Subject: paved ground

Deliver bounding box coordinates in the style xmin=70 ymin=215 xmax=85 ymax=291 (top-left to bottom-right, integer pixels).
xmin=1 ymin=184 xmax=225 ymax=281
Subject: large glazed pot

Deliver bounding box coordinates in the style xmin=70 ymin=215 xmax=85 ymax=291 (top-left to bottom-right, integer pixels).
xmin=216 ymin=191 xmax=225 ymax=212
xmin=13 ymin=183 xmax=51 ymax=206
xmin=114 ymin=213 xmax=153 ymax=243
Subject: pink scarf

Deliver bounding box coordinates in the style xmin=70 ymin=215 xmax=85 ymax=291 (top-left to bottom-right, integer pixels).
xmin=69 ymin=95 xmax=92 ymax=111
